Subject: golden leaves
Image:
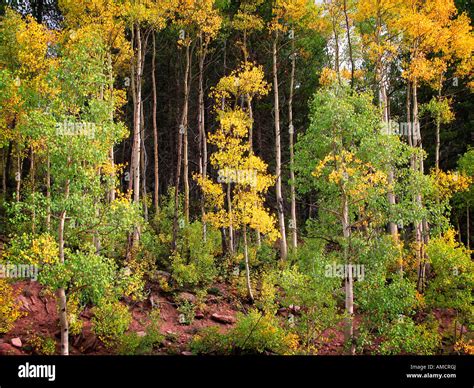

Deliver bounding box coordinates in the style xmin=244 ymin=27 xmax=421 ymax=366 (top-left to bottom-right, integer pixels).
xmin=430 ymin=169 xmax=472 ymax=200
xmin=195 ymin=62 xmax=278 ymax=242
xmin=313 ymin=150 xmax=389 ymax=200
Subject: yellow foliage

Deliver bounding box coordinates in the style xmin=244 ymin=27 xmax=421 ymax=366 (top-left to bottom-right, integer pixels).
xmin=319 ymin=67 xmax=338 ymax=87
xmin=430 ymin=169 xmax=471 ymax=200
xmin=313 ymin=150 xmax=388 ymax=201
xmin=0 ymin=279 xmax=23 ymax=334
xmin=196 ymin=62 xmax=278 ymax=242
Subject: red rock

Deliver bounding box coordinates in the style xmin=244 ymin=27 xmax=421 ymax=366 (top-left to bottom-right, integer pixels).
xmin=18 ymin=295 xmax=32 ymax=312
xmin=211 ymin=313 xmax=236 ymax=324
xmin=0 ymin=343 xmax=22 ymax=355
xmin=11 ymin=337 xmax=22 ymax=348
xmin=195 ymin=312 xmax=205 ymax=319
xmin=177 ymin=292 xmax=196 ymax=304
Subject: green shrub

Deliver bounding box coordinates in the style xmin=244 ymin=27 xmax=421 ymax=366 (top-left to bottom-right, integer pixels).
xmin=92 ymin=300 xmax=132 ymax=348
xmin=379 ymin=318 xmax=441 ymax=355
xmin=425 ymin=231 xmax=474 ymax=319
xmin=116 ymin=309 xmax=163 ymax=355
xmin=29 ymin=334 xmax=56 ymax=355
xmin=177 ymin=300 xmax=196 ymax=325
xmin=170 ymin=221 xmax=219 ymax=289
xmin=191 ymin=310 xmax=299 ymax=355
xmin=190 ymin=327 xmax=230 ymax=354
xmin=0 ymin=279 xmax=23 ymax=334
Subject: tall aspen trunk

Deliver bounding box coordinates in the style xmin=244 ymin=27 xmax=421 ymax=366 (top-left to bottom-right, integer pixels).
xmin=198 ymin=34 xmax=208 ymax=241
xmin=107 ymin=51 xmax=116 ymax=203
xmin=227 ymin=184 xmax=234 ymax=255
xmin=58 ymin=166 xmax=70 ymax=356
xmin=243 ymin=224 xmax=254 ymax=302
xmin=343 ymin=0 xmax=355 ymax=88
xmin=435 ymin=75 xmax=443 ymax=170
xmin=289 ymin=34 xmax=297 ymax=251
xmin=140 ymin=105 xmax=148 ymax=222
xmin=1 ymin=148 xmax=6 ymax=198
xmin=130 ymin=25 xmax=144 ymax=247
xmin=272 ymin=31 xmax=288 ymax=261
xmin=467 ymin=204 xmax=470 ymax=250
xmin=378 ymin=63 xmax=398 ymax=243
xmin=152 ymin=33 xmax=159 ymax=213
xmin=16 ymin=152 xmax=21 ymax=202
xmin=412 ymin=78 xmax=428 ymax=292
xmin=131 ymin=25 xmax=142 ymax=205
xmin=46 ymin=151 xmax=51 ymax=231
xmin=30 ymin=149 xmax=36 ymax=235
xmin=342 ymin=193 xmax=354 ymax=355
xmin=173 ymin=41 xmax=191 ymax=249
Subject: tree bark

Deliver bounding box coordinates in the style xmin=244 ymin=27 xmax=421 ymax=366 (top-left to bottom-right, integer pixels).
xmin=173 ymin=40 xmax=191 ymax=249
xmin=342 ymin=192 xmax=354 ymax=355
xmin=152 ymin=33 xmax=159 ymax=213
xmin=58 ymin=165 xmax=70 ymax=356
xmin=243 ymin=224 xmax=254 ymax=302
xmin=272 ymin=31 xmax=288 ymax=261
xmin=289 ymin=33 xmax=297 ymax=251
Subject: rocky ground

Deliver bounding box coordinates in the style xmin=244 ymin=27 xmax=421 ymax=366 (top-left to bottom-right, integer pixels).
xmin=0 ymin=279 xmax=462 ymax=356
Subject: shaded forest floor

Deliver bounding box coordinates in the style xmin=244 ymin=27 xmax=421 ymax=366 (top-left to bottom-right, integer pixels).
xmin=0 ymin=279 xmax=462 ymax=356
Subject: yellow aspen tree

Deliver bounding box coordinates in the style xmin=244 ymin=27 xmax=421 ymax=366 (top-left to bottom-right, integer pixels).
xmin=195 ymin=63 xmax=279 ymax=302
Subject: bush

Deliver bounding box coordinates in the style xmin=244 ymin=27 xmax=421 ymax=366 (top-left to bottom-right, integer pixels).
xmin=425 ymin=230 xmax=474 ymax=319
xmin=379 ymin=317 xmax=440 ymax=355
xmin=191 ymin=310 xmax=299 ymax=355
xmin=28 ymin=334 xmax=56 ymax=355
xmin=177 ymin=300 xmax=196 ymax=325
xmin=116 ymin=308 xmax=163 ymax=355
xmin=170 ymin=221 xmax=219 ymax=289
xmin=278 ymin=242 xmax=340 ymax=351
xmin=190 ymin=327 xmax=230 ymax=355
xmin=92 ymin=300 xmax=132 ymax=348
xmin=3 ymin=233 xmax=58 ymax=265
xmin=0 ymin=279 xmax=23 ymax=333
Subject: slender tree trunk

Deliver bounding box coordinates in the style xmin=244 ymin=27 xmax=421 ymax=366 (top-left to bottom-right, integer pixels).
xmin=129 ymin=25 xmax=144 ymax=247
xmin=131 ymin=25 xmax=142 ymax=205
xmin=272 ymin=31 xmax=288 ymax=261
xmin=15 ymin=151 xmax=21 ymax=202
xmin=378 ymin=64 xmax=398 ymax=243
xmin=467 ymin=204 xmax=470 ymax=250
xmin=46 ymin=151 xmax=51 ymax=231
xmin=198 ymin=34 xmax=208 ymax=241
xmin=58 ymin=167 xmax=70 ymax=356
xmin=289 ymin=33 xmax=297 ymax=251
xmin=243 ymin=224 xmax=254 ymax=302
xmin=152 ymin=33 xmax=159 ymax=213
xmin=140 ymin=104 xmax=148 ymax=222
xmin=107 ymin=51 xmax=116 ymax=203
xmin=173 ymin=41 xmax=191 ymax=248
xmin=342 ymin=193 xmax=354 ymax=355
xmin=227 ymin=184 xmax=234 ymax=255
xmin=1 ymin=148 xmax=6 ymax=197
xmin=343 ymin=0 xmax=355 ymax=88
xmin=183 ymin=42 xmax=193 ymax=226
xmin=30 ymin=149 xmax=36 ymax=235
xmin=435 ymin=75 xmax=443 ymax=170
xmin=413 ymin=78 xmax=428 ymax=292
